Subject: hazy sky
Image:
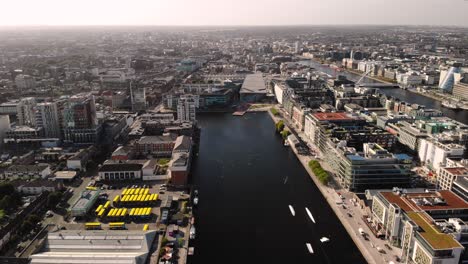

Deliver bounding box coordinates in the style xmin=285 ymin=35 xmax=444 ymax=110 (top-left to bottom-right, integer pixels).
xmin=1 ymin=0 xmax=467 ymax=26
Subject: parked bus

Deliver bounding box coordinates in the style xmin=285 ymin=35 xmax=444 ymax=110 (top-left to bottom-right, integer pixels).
xmin=95 ymin=204 xmax=103 ymax=214
xmin=85 ymin=222 xmax=101 ymax=230
xmin=109 ymin=222 xmax=126 ymax=230
xmin=86 ymin=186 xmax=97 ymax=191
xmin=143 ymin=224 xmax=149 ymax=231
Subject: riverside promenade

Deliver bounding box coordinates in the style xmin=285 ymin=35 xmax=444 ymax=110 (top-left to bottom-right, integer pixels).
xmin=267 ymin=107 xmax=401 ymax=264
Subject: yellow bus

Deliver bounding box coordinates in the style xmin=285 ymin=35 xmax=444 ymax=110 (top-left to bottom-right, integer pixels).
xmin=104 ymin=201 xmax=110 ymax=209
xmin=109 ymin=222 xmax=126 ymax=230
xmin=95 ymin=204 xmax=103 ymax=213
xmin=113 ymin=195 xmax=120 ymax=204
xmin=143 ymin=224 xmax=149 ymax=231
xmin=144 ymin=189 xmax=149 ymax=195
xmin=121 ymin=208 xmax=127 ymax=217
xmin=85 ymin=222 xmax=101 ymax=230
xmin=86 ymin=186 xmax=97 ymax=191
xmin=122 ymin=188 xmax=128 ymax=195
xmin=128 ymin=188 xmax=134 ymax=195
xmin=98 ymin=208 xmax=105 ymax=217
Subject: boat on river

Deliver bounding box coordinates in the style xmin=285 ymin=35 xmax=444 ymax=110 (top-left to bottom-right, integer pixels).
xmin=289 ymin=205 xmax=295 ymax=216
xmin=306 ymin=243 xmax=314 ymax=254
xmin=442 ymin=100 xmax=461 ymax=110
xmin=190 ymin=226 xmax=196 ymax=239
xmin=320 ymin=237 xmax=330 ymax=243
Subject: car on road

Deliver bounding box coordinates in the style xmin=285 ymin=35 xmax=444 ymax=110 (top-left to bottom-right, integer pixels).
xmin=46 ymin=210 xmax=53 ymax=217
xmin=385 ymin=244 xmax=392 ymax=250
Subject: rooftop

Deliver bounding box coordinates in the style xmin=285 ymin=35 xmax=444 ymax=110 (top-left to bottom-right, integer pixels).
xmin=54 ymin=171 xmax=78 ymax=180
xmin=442 ymin=167 xmax=468 ymax=176
xmin=240 ymin=73 xmax=267 ymax=94
xmin=407 ymin=212 xmax=463 ymax=250
xmin=312 ymin=112 xmax=356 ymax=121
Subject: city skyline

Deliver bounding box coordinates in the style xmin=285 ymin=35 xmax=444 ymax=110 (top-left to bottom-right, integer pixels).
xmin=1 ymin=0 xmax=467 ymax=27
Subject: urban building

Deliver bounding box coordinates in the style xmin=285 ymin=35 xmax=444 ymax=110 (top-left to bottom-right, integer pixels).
xmin=369 ymin=189 xmax=466 ymax=264
xmin=328 ymin=143 xmax=412 ymax=191
xmin=15 ymin=74 xmax=36 ymax=90
xmin=418 ymin=138 xmax=465 ymax=171
xmin=176 ymin=95 xmax=197 ymax=122
xmin=134 ymin=134 xmax=177 ymax=157
xmin=3 ymin=164 xmax=51 ymax=180
xmin=36 ymin=102 xmax=61 ymax=138
xmin=70 ymin=189 xmax=100 ymax=217
xmin=437 ymin=167 xmax=468 ymax=191
xmin=30 ymin=230 xmax=157 ymax=264
xmin=240 ymin=73 xmax=267 ymax=103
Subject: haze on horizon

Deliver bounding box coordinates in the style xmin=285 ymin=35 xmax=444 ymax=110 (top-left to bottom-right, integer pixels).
xmin=1 ymin=0 xmax=467 ymax=27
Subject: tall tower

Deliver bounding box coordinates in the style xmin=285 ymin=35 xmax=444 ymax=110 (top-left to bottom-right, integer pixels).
xmin=36 ymin=102 xmax=61 ymax=138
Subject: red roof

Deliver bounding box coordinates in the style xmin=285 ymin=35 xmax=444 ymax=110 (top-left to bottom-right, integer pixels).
xmin=443 ymin=167 xmax=468 ymax=176
xmin=312 ymin=112 xmax=355 ymax=121
xmin=381 ymin=190 xmax=468 ymax=212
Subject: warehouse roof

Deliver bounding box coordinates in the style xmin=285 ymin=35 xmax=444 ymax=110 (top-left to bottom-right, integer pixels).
xmin=240 ymin=73 xmax=267 ymax=94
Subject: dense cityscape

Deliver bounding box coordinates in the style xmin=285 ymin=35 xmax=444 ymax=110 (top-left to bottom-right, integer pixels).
xmin=0 ymin=24 xmax=467 ymax=264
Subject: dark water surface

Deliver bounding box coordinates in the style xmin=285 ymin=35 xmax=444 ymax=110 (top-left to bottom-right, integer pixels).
xmin=188 ymin=113 xmax=366 ymax=264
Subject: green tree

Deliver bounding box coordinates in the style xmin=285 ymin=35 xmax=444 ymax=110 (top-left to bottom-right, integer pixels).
xmin=281 ymin=130 xmax=291 ymax=140
xmin=275 ymin=120 xmax=284 ymax=132
xmin=47 ymin=192 xmax=63 ymax=208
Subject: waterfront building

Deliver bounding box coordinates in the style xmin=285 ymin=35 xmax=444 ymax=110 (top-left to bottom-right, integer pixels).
xmin=304 ymin=112 xmax=365 ymax=148
xmin=328 ymin=143 xmax=412 ymax=191
xmin=369 ymin=189 xmax=467 ymax=264
xmin=452 ymin=79 xmax=468 ymax=100
xmin=439 ymin=66 xmax=461 ymax=93
xmin=176 ymin=95 xmax=197 ymax=122
xmin=240 ymin=73 xmax=267 ymax=103
xmin=134 ymin=134 xmax=177 ymax=157
xmin=169 ymin=135 xmax=192 ymax=186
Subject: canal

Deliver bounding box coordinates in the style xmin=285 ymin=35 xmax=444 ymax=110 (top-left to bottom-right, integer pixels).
xmin=300 ymin=60 xmax=468 ymax=124
xmin=188 ymin=113 xmax=366 ymax=264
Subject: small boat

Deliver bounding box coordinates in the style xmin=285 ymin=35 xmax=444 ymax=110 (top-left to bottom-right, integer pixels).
xmin=190 ymin=217 xmax=195 ymax=225
xmin=441 ymin=100 xmax=461 ymax=110
xmin=284 ymin=141 xmax=290 ymax=147
xmin=305 ymin=207 xmax=315 ymax=223
xmin=190 ymin=226 xmax=196 ymax=239
xmin=193 ymin=197 xmax=199 ymax=205
xmin=194 ymin=189 xmax=199 ymax=195
xmin=320 ymin=237 xmax=330 ymax=243
xmin=289 ymin=205 xmax=295 ymax=216
xmin=306 ymin=243 xmax=314 ymax=254
xmin=284 ymin=176 xmax=288 ymax=184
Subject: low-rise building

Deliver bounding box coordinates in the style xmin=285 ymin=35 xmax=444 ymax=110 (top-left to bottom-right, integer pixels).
xmin=14 ymin=179 xmax=58 ymax=195
xmin=70 ymin=189 xmax=100 ymax=217
xmin=30 ymin=230 xmax=157 ymax=264
xmin=3 ymin=164 xmax=51 ymax=180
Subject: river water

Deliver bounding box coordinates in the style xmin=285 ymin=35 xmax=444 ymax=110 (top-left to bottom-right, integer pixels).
xmin=188 ymin=113 xmax=366 ymax=264
xmin=299 ymin=60 xmax=468 ymax=124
